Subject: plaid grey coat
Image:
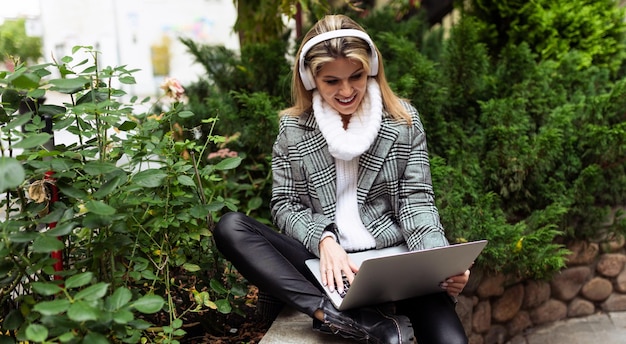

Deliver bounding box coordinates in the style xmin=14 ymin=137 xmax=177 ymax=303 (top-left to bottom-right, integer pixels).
xmin=270 ymin=101 xmax=449 ymax=256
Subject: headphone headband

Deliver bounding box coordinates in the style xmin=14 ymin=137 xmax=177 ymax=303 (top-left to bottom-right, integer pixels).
xmin=298 ymin=29 xmax=379 ymax=90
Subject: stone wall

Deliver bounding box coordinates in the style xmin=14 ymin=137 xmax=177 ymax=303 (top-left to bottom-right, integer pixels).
xmin=456 ymin=238 xmax=626 ymax=344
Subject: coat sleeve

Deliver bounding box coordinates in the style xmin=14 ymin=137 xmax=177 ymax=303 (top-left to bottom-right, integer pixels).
xmin=270 ymin=116 xmax=333 ymax=256
xmin=398 ymin=104 xmax=449 ymax=251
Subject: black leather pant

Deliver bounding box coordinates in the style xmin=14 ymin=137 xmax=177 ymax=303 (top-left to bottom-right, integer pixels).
xmin=213 ymin=212 xmax=468 ymax=344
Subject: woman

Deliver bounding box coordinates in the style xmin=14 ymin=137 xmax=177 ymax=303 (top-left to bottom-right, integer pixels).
xmin=214 ymin=14 xmax=470 ymax=344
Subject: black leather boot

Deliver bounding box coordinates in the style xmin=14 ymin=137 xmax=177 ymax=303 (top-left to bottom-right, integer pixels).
xmin=313 ymin=297 xmax=415 ymax=344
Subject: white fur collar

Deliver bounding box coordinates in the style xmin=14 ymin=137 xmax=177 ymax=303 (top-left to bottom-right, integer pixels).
xmin=312 ymin=79 xmax=382 ymax=161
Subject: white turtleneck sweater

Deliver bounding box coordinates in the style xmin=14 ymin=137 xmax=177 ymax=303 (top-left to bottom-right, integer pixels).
xmin=312 ymin=79 xmax=382 ymax=251
xmin=334 ymin=158 xmax=376 ymax=250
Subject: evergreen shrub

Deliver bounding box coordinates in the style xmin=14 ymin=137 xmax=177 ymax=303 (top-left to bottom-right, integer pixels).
xmin=180 ymin=3 xmax=626 ymax=280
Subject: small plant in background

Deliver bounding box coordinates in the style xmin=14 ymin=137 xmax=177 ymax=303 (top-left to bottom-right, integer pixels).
xmin=0 ymin=46 xmax=251 ymax=343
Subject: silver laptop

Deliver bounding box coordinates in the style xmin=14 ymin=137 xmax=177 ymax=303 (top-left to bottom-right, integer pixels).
xmin=305 ymin=240 xmax=488 ymax=310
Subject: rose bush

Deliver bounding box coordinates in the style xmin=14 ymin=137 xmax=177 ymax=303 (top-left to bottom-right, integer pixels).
xmin=0 ymin=46 xmax=248 ymax=343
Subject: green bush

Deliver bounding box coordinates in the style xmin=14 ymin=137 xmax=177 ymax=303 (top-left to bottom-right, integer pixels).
xmin=0 ymin=47 xmax=250 ymax=343
xmin=374 ymin=6 xmax=626 ymax=278
xmin=341 ymin=5 xmax=625 ymax=279
xmin=177 ymin=2 xmax=626 ymax=282
xmin=468 ymin=0 xmax=626 ymax=74
xmin=2 ymin=7 xmax=623 ymax=342
xmin=178 ymin=38 xmax=291 ymax=222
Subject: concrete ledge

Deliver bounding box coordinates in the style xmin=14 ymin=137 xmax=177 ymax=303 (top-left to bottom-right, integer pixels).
xmin=258 ymin=308 xmax=356 ymax=344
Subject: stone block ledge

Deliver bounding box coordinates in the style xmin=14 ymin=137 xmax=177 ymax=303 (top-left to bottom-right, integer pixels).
xmin=258 ymin=308 xmax=356 ymax=344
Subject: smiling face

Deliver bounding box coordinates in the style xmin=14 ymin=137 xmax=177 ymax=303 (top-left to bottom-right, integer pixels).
xmin=314 ymin=57 xmax=368 ymax=116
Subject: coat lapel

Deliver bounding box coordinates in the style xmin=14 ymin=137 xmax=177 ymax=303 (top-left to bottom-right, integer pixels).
xmin=357 ymin=116 xmax=399 ymax=204
xmin=297 ymin=112 xmax=338 ymax=216
xmin=296 ymin=112 xmax=400 ymax=213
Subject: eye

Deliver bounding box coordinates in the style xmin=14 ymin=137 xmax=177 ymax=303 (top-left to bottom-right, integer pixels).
xmin=350 ymin=73 xmax=363 ymax=80
xmin=324 ymin=79 xmax=339 ymax=85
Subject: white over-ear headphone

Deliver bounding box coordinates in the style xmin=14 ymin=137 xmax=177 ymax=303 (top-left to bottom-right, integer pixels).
xmin=298 ymin=29 xmax=380 ymax=91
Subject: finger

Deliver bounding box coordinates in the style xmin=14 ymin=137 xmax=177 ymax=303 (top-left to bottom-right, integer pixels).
xmin=334 ymin=270 xmax=346 ymax=294
xmin=320 ymin=266 xmax=328 ymax=286
xmin=325 ymin=269 xmax=337 ymax=292
xmin=441 ymin=282 xmax=462 ymax=295
xmin=346 ymin=261 xmax=359 ymax=284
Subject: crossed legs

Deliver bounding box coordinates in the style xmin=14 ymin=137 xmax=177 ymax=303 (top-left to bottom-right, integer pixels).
xmin=213 ymin=212 xmax=467 ymax=344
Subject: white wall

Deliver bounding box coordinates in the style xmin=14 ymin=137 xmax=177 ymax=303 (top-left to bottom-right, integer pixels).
xmin=1 ymin=0 xmax=240 ymax=153
xmin=37 ymin=0 xmax=240 ymax=97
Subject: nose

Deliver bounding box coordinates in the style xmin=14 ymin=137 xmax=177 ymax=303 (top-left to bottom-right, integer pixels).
xmin=338 ymin=80 xmax=353 ymax=96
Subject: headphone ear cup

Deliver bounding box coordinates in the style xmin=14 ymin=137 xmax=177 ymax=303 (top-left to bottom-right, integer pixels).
xmin=368 ymin=52 xmax=379 ymax=76
xmin=301 ymin=66 xmax=316 ymax=90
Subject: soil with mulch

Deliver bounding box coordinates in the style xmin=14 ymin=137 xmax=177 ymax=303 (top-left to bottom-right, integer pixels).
xmin=181 ymin=303 xmax=271 ymax=344
xmin=175 ymin=286 xmax=272 ymax=344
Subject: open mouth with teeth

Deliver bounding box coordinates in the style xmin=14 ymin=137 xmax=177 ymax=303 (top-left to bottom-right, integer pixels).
xmin=337 ymin=95 xmax=356 ymax=105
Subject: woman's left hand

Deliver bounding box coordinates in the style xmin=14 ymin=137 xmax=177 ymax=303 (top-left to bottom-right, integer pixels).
xmin=440 ymin=269 xmax=470 ymax=297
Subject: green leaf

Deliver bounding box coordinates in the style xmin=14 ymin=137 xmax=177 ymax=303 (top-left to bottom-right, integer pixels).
xmin=117 ymin=120 xmax=137 ymax=131
xmin=177 ymin=175 xmax=196 ymax=187
xmin=178 ymin=110 xmax=194 ymax=118
xmin=5 ymin=113 xmax=32 ymax=131
xmin=67 ymin=301 xmax=99 ymax=322
xmin=172 ymin=318 xmax=183 ymax=329
xmin=8 ymin=231 xmax=38 ymax=243
xmin=38 ymin=207 xmax=65 ymax=225
xmin=112 ymin=309 xmax=134 ymax=324
xmin=182 ymin=263 xmax=201 ymax=272
xmin=11 ymin=73 xmax=41 ymax=89
xmin=32 ymin=235 xmax=64 ymax=253
xmin=0 ymin=106 xmax=7 ymax=124
xmin=132 ymin=169 xmax=167 ymax=188
xmin=85 ymin=200 xmax=116 ymax=215
xmin=0 ymin=157 xmax=25 ymax=193
xmin=82 ymin=212 xmax=113 ymax=228
xmin=33 ymin=299 xmax=71 ymax=316
xmin=27 ymin=88 xmax=46 ymax=99
xmin=172 ymin=329 xmax=186 ymax=336
xmin=48 ymin=77 xmax=89 ymax=93
xmin=247 ymin=196 xmax=262 ymax=211
xmin=31 ymin=282 xmax=63 ymax=296
xmin=214 ymin=157 xmax=242 ymax=171
xmin=128 ymin=318 xmax=152 ymax=330
xmin=209 ymin=279 xmax=228 ymax=295
xmin=76 ymin=89 xmax=107 ymax=104
xmin=74 ymin=282 xmax=109 ymax=301
xmin=83 ymin=161 xmax=121 ymax=176
xmin=57 ymin=184 xmax=88 ymax=199
xmin=45 ymin=222 xmax=76 ymax=237
xmin=13 ymin=133 xmax=53 ymax=149
xmin=230 ymin=284 xmax=248 ymax=297
xmin=58 ymin=332 xmax=76 ymax=343
xmin=65 ymin=271 xmax=93 ymax=289
xmin=106 ymin=287 xmax=132 ymax=310
xmin=2 ymin=309 xmax=24 ymax=330
xmin=119 ymin=76 xmax=136 ymax=84
xmin=93 ymin=174 xmax=125 ymax=199
xmin=25 ymin=324 xmax=48 ymax=342
xmin=215 ymin=299 xmax=232 ymax=314
xmin=38 ymin=104 xmax=67 ymax=116
xmin=132 ymin=294 xmax=165 ymax=314
xmin=1 ymin=88 xmax=22 ymax=110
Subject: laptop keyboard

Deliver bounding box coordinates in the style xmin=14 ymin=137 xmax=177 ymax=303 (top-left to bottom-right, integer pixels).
xmin=339 ymin=275 xmax=350 ymax=298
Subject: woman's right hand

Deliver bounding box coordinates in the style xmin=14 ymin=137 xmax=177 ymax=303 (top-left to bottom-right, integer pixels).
xmin=319 ymin=237 xmax=358 ymax=294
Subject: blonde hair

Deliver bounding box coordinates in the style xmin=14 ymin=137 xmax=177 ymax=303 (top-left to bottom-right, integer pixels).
xmin=281 ymin=14 xmax=411 ymax=125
